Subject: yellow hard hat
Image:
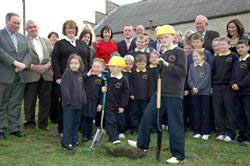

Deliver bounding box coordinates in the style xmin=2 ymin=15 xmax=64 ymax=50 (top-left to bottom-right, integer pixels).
xmin=157 ymin=25 xmax=176 ymax=37
xmin=107 ymin=56 xmax=125 ymax=67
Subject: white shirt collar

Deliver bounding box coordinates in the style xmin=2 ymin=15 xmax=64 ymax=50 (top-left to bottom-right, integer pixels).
xmin=65 ymin=36 xmax=76 ymax=47
xmin=111 ymin=73 xmax=123 ymax=80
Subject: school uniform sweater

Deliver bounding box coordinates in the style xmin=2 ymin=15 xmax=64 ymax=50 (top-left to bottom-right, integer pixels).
xmin=147 ymin=66 xmax=159 ymax=98
xmin=160 ymin=47 xmax=187 ymax=98
xmin=187 ymin=49 xmax=214 ymax=68
xmin=122 ymin=70 xmax=134 ymax=96
xmin=60 ymin=70 xmax=87 ymax=109
xmin=188 ymin=62 xmax=211 ymax=95
xmin=128 ymin=49 xmax=150 ymax=63
xmin=105 ymin=76 xmax=129 ymax=110
xmin=131 ymin=69 xmax=149 ymax=100
xmin=232 ymin=55 xmax=250 ymax=95
xmin=84 ymin=74 xmax=102 ymax=103
xmin=212 ymin=51 xmax=238 ymax=86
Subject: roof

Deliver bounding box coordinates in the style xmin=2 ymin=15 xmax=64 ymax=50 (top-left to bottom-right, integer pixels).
xmin=94 ymin=0 xmax=250 ymax=34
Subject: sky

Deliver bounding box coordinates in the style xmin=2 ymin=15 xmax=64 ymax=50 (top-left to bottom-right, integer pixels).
xmin=0 ymin=0 xmax=140 ymax=37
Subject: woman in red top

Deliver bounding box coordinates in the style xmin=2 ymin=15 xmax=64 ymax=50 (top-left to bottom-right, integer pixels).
xmin=94 ymin=25 xmax=118 ymax=64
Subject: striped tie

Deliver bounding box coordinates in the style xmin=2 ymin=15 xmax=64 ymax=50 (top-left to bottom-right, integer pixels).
xmin=10 ymin=33 xmax=18 ymax=52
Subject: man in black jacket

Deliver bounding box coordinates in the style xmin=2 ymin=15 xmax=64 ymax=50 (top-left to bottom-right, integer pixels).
xmin=118 ymin=25 xmax=136 ymax=57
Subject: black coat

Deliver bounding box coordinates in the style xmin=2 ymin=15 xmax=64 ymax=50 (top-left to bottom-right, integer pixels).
xmin=118 ymin=38 xmax=136 ymax=57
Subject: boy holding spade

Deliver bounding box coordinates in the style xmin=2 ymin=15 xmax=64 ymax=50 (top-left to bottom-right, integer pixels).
xmin=128 ymin=25 xmax=186 ymax=164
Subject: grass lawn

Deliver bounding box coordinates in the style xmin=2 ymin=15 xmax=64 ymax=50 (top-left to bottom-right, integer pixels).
xmin=0 ymin=113 xmax=249 ymax=166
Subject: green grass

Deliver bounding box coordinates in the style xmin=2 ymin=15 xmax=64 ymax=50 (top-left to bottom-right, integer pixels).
xmin=0 ymin=114 xmax=249 ymax=166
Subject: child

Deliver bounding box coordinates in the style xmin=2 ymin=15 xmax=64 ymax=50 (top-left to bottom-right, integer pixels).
xmin=143 ymin=32 xmax=155 ymax=54
xmin=188 ymin=49 xmax=211 ymax=140
xmin=97 ymin=56 xmax=129 ymax=144
xmin=131 ymin=54 xmax=149 ymax=124
xmin=123 ymin=55 xmax=137 ymax=135
xmin=183 ymin=41 xmax=194 ymax=129
xmin=128 ymin=25 xmax=186 ymax=164
xmin=128 ymin=34 xmax=149 ymax=62
xmin=232 ymin=40 xmax=250 ymax=144
xmin=60 ymin=54 xmax=87 ymax=150
xmin=212 ymin=37 xmax=220 ymax=56
xmin=188 ymin=33 xmax=213 ymax=67
xmin=212 ymin=37 xmax=238 ymax=142
xmin=81 ymin=58 xmax=105 ymax=142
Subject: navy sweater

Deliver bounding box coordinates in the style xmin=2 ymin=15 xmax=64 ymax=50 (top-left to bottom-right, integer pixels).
xmin=131 ymin=69 xmax=149 ymax=100
xmin=147 ymin=67 xmax=159 ymax=98
xmin=84 ymin=74 xmax=102 ymax=103
xmin=60 ymin=70 xmax=87 ymax=109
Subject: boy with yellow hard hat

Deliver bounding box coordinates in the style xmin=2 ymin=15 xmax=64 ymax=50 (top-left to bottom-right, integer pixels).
xmin=97 ymin=56 xmax=129 ymax=144
xmin=128 ymin=25 xmax=186 ymax=164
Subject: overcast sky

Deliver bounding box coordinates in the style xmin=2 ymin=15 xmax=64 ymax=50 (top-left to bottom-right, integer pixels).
xmin=0 ymin=0 xmax=140 ymax=37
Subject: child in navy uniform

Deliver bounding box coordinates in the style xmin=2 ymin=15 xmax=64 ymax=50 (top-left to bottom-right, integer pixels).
xmin=97 ymin=56 xmax=129 ymax=144
xmin=60 ymin=54 xmax=87 ymax=150
xmin=212 ymin=37 xmax=238 ymax=142
xmin=81 ymin=58 xmax=105 ymax=142
xmin=188 ymin=49 xmax=211 ymax=140
xmin=232 ymin=40 xmax=250 ymax=144
xmin=148 ymin=51 xmax=160 ymax=98
xmin=123 ymin=55 xmax=137 ymax=135
xmin=131 ymin=54 xmax=149 ymax=124
xmin=128 ymin=25 xmax=186 ymax=164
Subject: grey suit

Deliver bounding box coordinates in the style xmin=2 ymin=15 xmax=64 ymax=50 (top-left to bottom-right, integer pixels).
xmin=0 ymin=28 xmax=32 ymax=133
xmin=23 ymin=36 xmax=53 ymax=129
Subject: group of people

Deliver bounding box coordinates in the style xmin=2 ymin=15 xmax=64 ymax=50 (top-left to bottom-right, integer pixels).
xmin=0 ymin=12 xmax=250 ymax=164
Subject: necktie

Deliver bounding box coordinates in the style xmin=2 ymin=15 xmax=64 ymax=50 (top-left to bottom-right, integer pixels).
xmin=10 ymin=33 xmax=18 ymax=52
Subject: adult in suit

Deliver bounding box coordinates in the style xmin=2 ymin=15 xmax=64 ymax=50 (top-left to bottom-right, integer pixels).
xmin=0 ymin=13 xmax=32 ymax=139
xmin=22 ymin=20 xmax=53 ymax=130
xmin=118 ymin=25 xmax=136 ymax=57
xmin=191 ymin=15 xmax=220 ymax=55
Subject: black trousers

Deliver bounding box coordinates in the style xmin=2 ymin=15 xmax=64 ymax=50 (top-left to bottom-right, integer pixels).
xmin=183 ymin=94 xmax=193 ymax=129
xmin=49 ymin=79 xmax=60 ymax=123
xmin=212 ymin=85 xmax=236 ymax=139
xmin=132 ymin=99 xmax=148 ymax=124
xmin=192 ymin=95 xmax=210 ymax=135
xmin=125 ymin=99 xmax=138 ymax=133
xmin=105 ymin=108 xmax=125 ymax=142
xmin=23 ymin=77 xmax=52 ymax=129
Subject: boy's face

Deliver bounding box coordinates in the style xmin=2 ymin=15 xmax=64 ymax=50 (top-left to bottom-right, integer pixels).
xmin=136 ymin=39 xmax=145 ymax=49
xmin=219 ymin=41 xmax=230 ymax=53
xmin=109 ymin=66 xmax=123 ymax=75
xmin=192 ymin=52 xmax=203 ymax=64
xmin=192 ymin=39 xmax=204 ymax=49
xmin=144 ymin=36 xmax=150 ymax=46
xmin=149 ymin=54 xmax=159 ymax=65
xmin=184 ymin=45 xmax=193 ymax=56
xmin=92 ymin=61 xmax=105 ymax=75
xmin=160 ymin=34 xmax=175 ymax=47
xmin=237 ymin=44 xmax=249 ymax=56
xmin=125 ymin=61 xmax=134 ymax=71
xmin=70 ymin=58 xmax=80 ymax=72
xmin=212 ymin=40 xmax=220 ymax=54
xmin=136 ymin=61 xmax=147 ymax=69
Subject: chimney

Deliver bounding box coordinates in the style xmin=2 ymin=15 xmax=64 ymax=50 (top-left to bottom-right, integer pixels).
xmin=106 ymin=0 xmax=119 ymax=14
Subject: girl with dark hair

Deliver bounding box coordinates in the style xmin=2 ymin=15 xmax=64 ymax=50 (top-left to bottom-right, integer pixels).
xmin=79 ymin=29 xmax=96 ymax=61
xmin=94 ymin=25 xmax=118 ymax=64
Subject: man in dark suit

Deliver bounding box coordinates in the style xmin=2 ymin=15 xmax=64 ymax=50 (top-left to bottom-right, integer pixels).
xmin=193 ymin=15 xmax=220 ymax=54
xmin=22 ymin=20 xmax=53 ymax=131
xmin=0 ymin=13 xmax=32 ymax=139
xmin=118 ymin=25 xmax=136 ymax=57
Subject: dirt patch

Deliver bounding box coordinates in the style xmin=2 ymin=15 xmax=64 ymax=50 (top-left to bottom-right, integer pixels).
xmin=104 ymin=146 xmax=147 ymax=159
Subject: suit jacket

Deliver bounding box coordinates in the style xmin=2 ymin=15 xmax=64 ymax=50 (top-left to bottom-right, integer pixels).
xmin=22 ymin=36 xmax=53 ymax=83
xmin=117 ymin=38 xmax=136 ymax=57
xmin=0 ymin=28 xmax=32 ymax=84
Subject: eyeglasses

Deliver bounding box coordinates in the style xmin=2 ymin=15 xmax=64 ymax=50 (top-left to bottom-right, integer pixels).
xmin=28 ymin=26 xmax=37 ymax=29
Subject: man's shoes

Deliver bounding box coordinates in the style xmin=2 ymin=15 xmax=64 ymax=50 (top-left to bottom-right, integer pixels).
xmin=10 ymin=131 xmax=26 ymax=137
xmin=166 ymin=157 xmax=180 ymax=164
xmin=0 ymin=133 xmax=6 ymax=140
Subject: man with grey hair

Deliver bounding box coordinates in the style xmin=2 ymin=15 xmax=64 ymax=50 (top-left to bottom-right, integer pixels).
xmin=193 ymin=15 xmax=220 ymax=54
xmin=22 ymin=20 xmax=53 ymax=131
xmin=0 ymin=12 xmax=32 ymax=139
xmin=135 ymin=25 xmax=145 ymax=35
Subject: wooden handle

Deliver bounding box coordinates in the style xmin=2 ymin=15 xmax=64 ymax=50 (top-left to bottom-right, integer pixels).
xmin=157 ymin=77 xmax=161 ymax=109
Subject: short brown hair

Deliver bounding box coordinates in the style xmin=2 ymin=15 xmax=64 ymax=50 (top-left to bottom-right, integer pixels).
xmin=149 ymin=50 xmax=160 ymax=58
xmin=92 ymin=58 xmax=105 ymax=66
xmin=136 ymin=34 xmax=145 ymax=41
xmin=62 ymin=20 xmax=78 ymax=36
xmin=135 ymin=54 xmax=147 ymax=63
xmin=193 ymin=49 xmax=205 ymax=57
xmin=191 ymin=33 xmax=204 ymax=42
xmin=219 ymin=36 xmax=231 ymax=45
xmin=212 ymin=37 xmax=220 ymax=44
xmin=66 ymin=54 xmax=84 ymax=73
xmin=143 ymin=31 xmax=152 ymax=41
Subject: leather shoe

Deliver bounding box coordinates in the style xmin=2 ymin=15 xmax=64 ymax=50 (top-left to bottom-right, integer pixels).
xmin=10 ymin=131 xmax=26 ymax=137
xmin=0 ymin=133 xmax=6 ymax=140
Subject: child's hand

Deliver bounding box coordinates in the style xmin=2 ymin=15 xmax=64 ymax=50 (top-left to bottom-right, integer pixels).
xmin=184 ymin=90 xmax=189 ymax=96
xmin=192 ymin=88 xmax=199 ymax=94
xmin=56 ymin=79 xmax=61 ymax=85
xmin=118 ymin=107 xmax=124 ymax=113
xmin=87 ymin=69 xmax=92 ymax=76
xmin=130 ymin=96 xmax=135 ymax=100
xmin=97 ymin=105 xmax=102 ymax=112
xmin=102 ymin=87 xmax=107 ymax=93
xmin=159 ymin=58 xmax=169 ymax=67
xmin=232 ymin=84 xmax=240 ymax=91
